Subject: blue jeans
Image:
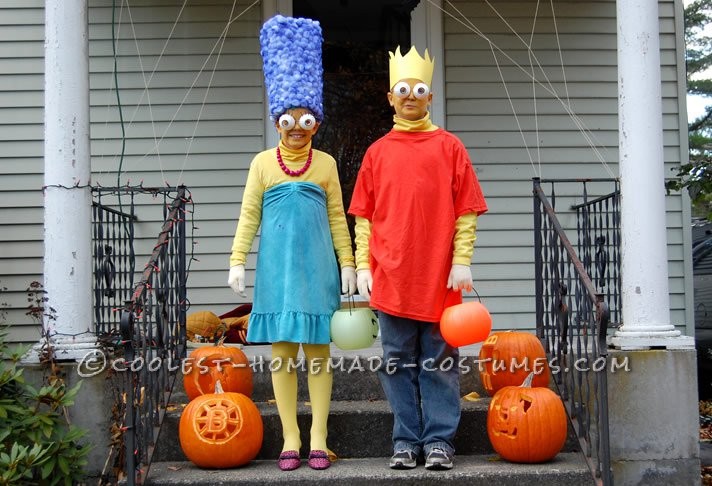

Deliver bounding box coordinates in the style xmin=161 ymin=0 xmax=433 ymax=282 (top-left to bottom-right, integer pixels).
xmin=377 ymin=311 xmax=461 ymax=457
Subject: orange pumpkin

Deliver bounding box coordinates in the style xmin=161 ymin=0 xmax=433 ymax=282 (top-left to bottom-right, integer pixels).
xmin=186 ymin=310 xmax=223 ymax=341
xmin=183 ymin=341 xmax=253 ymax=401
xmin=478 ymin=331 xmax=550 ymax=396
xmin=179 ymin=381 xmax=263 ymax=468
xmin=487 ymin=372 xmax=568 ymax=463
xmin=439 ymin=301 xmax=492 ymax=347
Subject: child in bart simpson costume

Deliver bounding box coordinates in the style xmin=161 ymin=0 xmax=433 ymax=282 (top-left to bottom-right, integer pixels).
xmin=227 ymin=15 xmax=356 ymax=471
xmin=348 ymin=46 xmax=488 ymax=470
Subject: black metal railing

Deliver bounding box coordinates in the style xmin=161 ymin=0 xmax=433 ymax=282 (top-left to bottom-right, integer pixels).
xmin=91 ymin=186 xmax=190 ymax=485
xmin=92 ymin=189 xmax=137 ymax=334
xmin=533 ymin=178 xmax=614 ymax=486
xmin=120 ymin=185 xmax=189 ymax=485
xmin=572 ymin=180 xmax=621 ymax=326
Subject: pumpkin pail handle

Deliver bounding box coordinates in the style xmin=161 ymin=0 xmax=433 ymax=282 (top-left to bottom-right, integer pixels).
xmin=472 ymin=286 xmax=482 ymax=302
xmin=347 ymin=294 xmax=355 ymax=315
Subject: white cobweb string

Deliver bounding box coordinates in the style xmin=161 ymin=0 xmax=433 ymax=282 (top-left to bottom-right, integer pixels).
xmin=528 ymin=0 xmax=542 ymax=176
xmin=126 ymin=0 xmax=165 ymax=185
xmin=108 ymin=0 xmax=260 ymax=185
xmin=112 ymin=0 xmax=617 ymax=185
xmin=100 ymin=0 xmax=189 ymax=184
xmin=132 ymin=0 xmax=261 ymax=177
xmin=432 ymin=0 xmax=616 ymax=179
xmin=177 ymin=0 xmax=242 ymax=186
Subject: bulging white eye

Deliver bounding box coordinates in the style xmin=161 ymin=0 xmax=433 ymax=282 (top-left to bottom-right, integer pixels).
xmin=393 ymin=81 xmax=411 ymax=98
xmin=299 ymin=113 xmax=317 ymax=130
xmin=278 ymin=114 xmax=296 ymax=130
xmin=413 ymin=83 xmax=430 ymax=99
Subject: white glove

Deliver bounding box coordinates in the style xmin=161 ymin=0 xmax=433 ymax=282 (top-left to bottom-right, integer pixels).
xmin=341 ymin=266 xmax=357 ymax=297
xmin=356 ymin=269 xmax=373 ymax=300
xmin=228 ymin=265 xmax=246 ymax=297
xmin=447 ymin=264 xmax=473 ymax=292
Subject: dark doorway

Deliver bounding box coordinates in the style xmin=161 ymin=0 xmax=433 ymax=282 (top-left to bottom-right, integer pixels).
xmin=293 ymin=0 xmax=417 ymax=221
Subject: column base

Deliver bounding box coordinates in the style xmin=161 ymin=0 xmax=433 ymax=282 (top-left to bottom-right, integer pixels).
xmin=608 ymin=349 xmax=700 ymax=485
xmin=21 ymin=335 xmax=99 ymax=364
xmin=608 ymin=333 xmax=694 ymax=350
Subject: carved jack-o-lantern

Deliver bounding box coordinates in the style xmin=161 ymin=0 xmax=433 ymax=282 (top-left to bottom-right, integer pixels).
xmin=183 ymin=340 xmax=253 ymax=401
xmin=179 ymin=381 xmax=263 ymax=468
xmin=486 ymin=373 xmax=568 ymax=463
xmin=478 ymin=330 xmax=550 ymax=396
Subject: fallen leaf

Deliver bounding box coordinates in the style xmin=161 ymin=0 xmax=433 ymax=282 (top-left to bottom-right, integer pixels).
xmin=327 ymin=448 xmax=338 ymax=462
xmin=462 ymin=391 xmax=481 ymax=401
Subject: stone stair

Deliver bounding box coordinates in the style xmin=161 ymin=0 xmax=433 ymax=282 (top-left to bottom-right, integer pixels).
xmin=146 ymin=341 xmax=594 ymax=485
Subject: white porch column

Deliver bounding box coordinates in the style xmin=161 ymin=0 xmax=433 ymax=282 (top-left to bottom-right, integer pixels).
xmin=39 ymin=0 xmax=96 ymax=359
xmin=609 ymin=0 xmax=692 ymax=349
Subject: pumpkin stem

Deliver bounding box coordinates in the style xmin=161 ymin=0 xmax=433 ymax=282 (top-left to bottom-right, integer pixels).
xmin=217 ymin=332 xmax=227 ymax=346
xmin=520 ymin=371 xmax=536 ymax=388
xmin=215 ymin=380 xmax=224 ymax=394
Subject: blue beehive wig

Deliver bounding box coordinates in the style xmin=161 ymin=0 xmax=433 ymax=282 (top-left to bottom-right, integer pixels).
xmin=260 ymin=15 xmax=324 ymax=122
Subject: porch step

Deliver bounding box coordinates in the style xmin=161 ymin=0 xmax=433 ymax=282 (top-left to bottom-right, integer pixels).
xmin=146 ymin=453 xmax=594 ymax=485
xmin=174 ymin=341 xmax=488 ymax=403
xmin=147 ymin=341 xmax=592 ymax=484
xmin=153 ymin=399 xmax=504 ymax=462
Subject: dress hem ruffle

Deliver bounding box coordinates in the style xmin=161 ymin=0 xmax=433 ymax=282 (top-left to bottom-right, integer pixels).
xmin=246 ymin=310 xmax=334 ymax=345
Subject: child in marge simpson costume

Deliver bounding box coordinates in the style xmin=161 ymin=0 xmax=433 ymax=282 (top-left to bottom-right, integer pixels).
xmin=227 ymin=15 xmax=356 ymax=472
xmin=348 ymin=46 xmax=488 ymax=470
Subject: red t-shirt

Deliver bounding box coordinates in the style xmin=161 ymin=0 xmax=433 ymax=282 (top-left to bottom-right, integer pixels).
xmin=349 ymin=128 xmax=488 ymax=321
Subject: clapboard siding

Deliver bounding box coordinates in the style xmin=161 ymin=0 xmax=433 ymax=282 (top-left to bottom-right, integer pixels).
xmin=0 ymin=0 xmax=44 ymax=339
xmin=0 ymin=0 xmax=691 ymax=342
xmin=87 ymin=0 xmax=263 ymax=340
xmin=443 ymin=0 xmax=688 ymax=332
xmin=0 ymin=0 xmax=265 ymax=341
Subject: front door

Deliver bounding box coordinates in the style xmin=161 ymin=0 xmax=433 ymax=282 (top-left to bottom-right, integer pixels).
xmin=292 ymin=0 xmax=417 ymax=225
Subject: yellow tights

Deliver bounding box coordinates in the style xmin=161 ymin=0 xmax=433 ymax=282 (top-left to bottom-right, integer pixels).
xmin=271 ymin=341 xmax=332 ymax=452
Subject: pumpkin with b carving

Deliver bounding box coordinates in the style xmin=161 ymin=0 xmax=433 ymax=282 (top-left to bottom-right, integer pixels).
xmin=179 ymin=381 xmax=263 ymax=468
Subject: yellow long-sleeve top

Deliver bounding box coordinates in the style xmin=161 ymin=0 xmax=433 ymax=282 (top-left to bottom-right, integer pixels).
xmin=230 ymin=141 xmax=355 ymax=269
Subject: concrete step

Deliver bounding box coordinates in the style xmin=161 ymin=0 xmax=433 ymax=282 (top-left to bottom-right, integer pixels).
xmin=148 ymin=341 xmax=592 ymax=484
xmin=146 ymin=453 xmax=594 ymax=485
xmin=176 ymin=341 xmax=488 ymax=403
xmin=153 ymin=398 xmax=581 ymax=462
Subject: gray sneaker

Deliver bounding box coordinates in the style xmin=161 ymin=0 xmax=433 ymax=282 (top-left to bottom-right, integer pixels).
xmin=424 ymin=448 xmax=453 ymax=470
xmin=389 ymin=449 xmax=417 ymax=469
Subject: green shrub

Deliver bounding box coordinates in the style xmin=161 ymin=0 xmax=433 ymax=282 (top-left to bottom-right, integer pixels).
xmin=0 ymin=327 xmax=91 ymax=486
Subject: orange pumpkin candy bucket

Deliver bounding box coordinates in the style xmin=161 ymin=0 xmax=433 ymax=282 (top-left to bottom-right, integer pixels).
xmin=439 ymin=290 xmax=492 ymax=347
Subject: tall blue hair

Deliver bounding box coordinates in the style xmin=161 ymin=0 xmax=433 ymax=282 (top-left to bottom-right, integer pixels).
xmin=260 ymin=15 xmax=324 ymax=121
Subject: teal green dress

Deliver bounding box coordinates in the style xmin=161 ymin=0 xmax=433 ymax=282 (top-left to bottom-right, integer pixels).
xmin=245 ymin=182 xmax=340 ymax=344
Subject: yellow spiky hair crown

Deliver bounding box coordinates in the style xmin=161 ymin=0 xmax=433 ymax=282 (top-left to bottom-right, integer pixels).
xmin=389 ymin=46 xmax=435 ymax=90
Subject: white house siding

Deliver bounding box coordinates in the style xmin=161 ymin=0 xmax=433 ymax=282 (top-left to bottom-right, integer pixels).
xmin=0 ymin=0 xmax=264 ymax=343
xmin=0 ymin=0 xmax=692 ymax=342
xmin=87 ymin=0 xmax=264 ymax=331
xmin=0 ymin=0 xmax=45 ymax=343
xmin=442 ymin=0 xmax=691 ymax=334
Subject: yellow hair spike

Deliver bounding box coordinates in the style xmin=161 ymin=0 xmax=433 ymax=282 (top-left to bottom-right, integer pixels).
xmin=388 ymin=46 xmax=435 ymax=89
